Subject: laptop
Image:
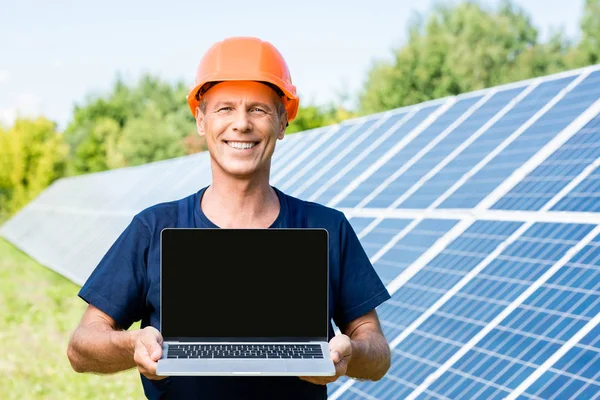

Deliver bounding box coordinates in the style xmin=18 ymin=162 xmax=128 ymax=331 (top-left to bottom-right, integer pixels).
xmin=156 ymin=228 xmax=335 ymax=376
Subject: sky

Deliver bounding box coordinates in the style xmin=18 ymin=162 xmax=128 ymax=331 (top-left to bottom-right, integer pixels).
xmin=0 ymin=0 xmax=587 ymax=130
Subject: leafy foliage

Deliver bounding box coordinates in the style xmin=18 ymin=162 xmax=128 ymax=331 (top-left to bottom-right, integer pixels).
xmin=359 ymin=0 xmax=598 ymax=114
xmin=63 ymin=75 xmax=196 ymax=174
xmin=0 ymin=118 xmax=68 ymax=219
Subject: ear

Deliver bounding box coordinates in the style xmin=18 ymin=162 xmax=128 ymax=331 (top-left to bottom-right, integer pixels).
xmin=196 ymin=107 xmax=205 ymax=137
xmin=277 ymin=111 xmax=287 ymax=140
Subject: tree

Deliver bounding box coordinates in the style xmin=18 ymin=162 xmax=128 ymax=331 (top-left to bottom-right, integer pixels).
xmin=574 ymin=0 xmax=600 ymax=66
xmin=64 ymin=75 xmax=195 ymax=175
xmin=287 ymin=103 xmax=356 ymax=134
xmin=359 ymin=0 xmax=571 ymax=114
xmin=0 ymin=117 xmax=68 ymax=219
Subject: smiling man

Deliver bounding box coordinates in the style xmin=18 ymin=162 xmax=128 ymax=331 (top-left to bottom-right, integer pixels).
xmin=67 ymin=37 xmax=391 ymax=399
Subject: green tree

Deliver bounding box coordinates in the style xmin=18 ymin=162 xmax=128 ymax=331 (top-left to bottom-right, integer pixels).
xmin=287 ymin=103 xmax=356 ymax=134
xmin=359 ymin=0 xmax=573 ymax=114
xmin=64 ymin=75 xmax=195 ymax=175
xmin=574 ymin=0 xmax=600 ymax=66
xmin=0 ymin=117 xmax=68 ymax=219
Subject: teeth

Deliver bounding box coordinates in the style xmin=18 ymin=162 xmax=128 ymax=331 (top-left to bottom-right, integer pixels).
xmin=227 ymin=141 xmax=257 ymax=150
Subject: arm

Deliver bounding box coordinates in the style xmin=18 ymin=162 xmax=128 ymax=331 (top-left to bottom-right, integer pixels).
xmin=67 ymin=304 xmax=165 ymax=380
xmin=342 ymin=309 xmax=390 ymax=381
xmin=299 ymin=309 xmax=391 ymax=385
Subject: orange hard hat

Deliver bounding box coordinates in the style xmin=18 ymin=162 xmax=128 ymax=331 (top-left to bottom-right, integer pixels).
xmin=187 ymin=37 xmax=299 ymax=122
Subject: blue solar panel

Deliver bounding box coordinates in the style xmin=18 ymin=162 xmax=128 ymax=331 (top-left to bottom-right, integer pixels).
xmin=395 ymin=77 xmax=576 ymax=209
xmin=371 ymin=219 xmax=459 ymax=285
xmin=346 ymin=216 xmax=377 ymax=234
xmin=359 ymin=218 xmax=413 ymax=259
xmin=294 ymin=113 xmax=411 ymax=200
xmin=522 ymin=324 xmax=600 ymax=399
xmin=551 ymin=165 xmax=600 ymax=212
xmin=441 ymin=71 xmax=600 ymax=208
xmin=282 ymin=118 xmax=378 ymax=193
xmin=272 ymin=123 xmax=351 ymax=185
xmin=404 ymin=223 xmax=596 ymax=399
xmin=493 ymin=114 xmax=600 ymax=210
xmin=335 ymin=97 xmax=483 ymax=208
xmin=334 ymin=220 xmax=523 ymax=399
xmin=316 ymin=105 xmax=440 ymax=206
xmin=365 ymin=87 xmax=525 ymax=209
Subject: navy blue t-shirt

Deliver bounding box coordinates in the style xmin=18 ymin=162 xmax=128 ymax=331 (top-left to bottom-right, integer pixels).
xmin=79 ymin=186 xmax=390 ymax=399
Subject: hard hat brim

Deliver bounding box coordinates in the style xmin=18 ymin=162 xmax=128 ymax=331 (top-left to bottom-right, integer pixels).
xmin=187 ymin=73 xmax=299 ymax=122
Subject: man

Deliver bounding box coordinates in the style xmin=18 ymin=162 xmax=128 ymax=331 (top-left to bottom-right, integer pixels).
xmin=67 ymin=37 xmax=391 ymax=399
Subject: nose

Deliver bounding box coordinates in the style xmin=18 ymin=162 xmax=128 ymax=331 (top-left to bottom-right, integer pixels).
xmin=231 ymin=109 xmax=252 ymax=133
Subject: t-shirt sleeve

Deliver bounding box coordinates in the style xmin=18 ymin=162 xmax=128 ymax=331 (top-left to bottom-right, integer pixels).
xmin=333 ymin=215 xmax=391 ymax=327
xmin=78 ymin=216 xmax=150 ymax=329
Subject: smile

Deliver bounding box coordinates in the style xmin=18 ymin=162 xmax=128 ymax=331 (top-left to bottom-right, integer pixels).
xmin=225 ymin=141 xmax=258 ymax=150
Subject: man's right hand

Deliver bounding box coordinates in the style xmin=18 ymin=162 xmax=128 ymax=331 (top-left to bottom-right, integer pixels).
xmin=133 ymin=326 xmax=167 ymax=380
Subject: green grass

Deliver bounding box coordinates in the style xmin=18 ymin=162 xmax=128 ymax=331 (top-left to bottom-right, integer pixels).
xmin=0 ymin=237 xmax=144 ymax=399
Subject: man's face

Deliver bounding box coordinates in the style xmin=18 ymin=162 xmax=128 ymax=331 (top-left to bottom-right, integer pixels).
xmin=196 ymin=81 xmax=287 ymax=179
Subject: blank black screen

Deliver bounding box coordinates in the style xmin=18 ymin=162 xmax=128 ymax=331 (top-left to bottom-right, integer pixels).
xmin=161 ymin=229 xmax=328 ymax=340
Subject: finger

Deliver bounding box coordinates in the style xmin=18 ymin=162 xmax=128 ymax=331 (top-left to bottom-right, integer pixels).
xmin=140 ymin=333 xmax=163 ymax=361
xmin=331 ymin=350 xmax=340 ymax=364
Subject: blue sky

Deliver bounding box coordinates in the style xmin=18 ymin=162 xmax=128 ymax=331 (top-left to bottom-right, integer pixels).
xmin=0 ymin=0 xmax=586 ymax=129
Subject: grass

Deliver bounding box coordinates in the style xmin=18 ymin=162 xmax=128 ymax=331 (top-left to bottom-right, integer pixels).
xmin=0 ymin=237 xmax=144 ymax=399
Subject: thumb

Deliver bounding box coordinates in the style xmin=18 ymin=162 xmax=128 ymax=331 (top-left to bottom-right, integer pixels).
xmin=331 ymin=351 xmax=340 ymax=363
xmin=150 ymin=343 xmax=162 ymax=361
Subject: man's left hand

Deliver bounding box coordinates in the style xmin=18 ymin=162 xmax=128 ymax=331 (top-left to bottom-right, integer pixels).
xmin=299 ymin=334 xmax=353 ymax=385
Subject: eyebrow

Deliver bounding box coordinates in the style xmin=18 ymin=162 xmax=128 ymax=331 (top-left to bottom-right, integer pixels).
xmin=211 ymin=100 xmax=274 ymax=111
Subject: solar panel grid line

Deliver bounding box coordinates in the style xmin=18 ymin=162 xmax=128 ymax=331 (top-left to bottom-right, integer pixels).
xmin=445 ymin=273 xmax=598 ymax=398
xmin=506 ymin=297 xmax=600 ymax=396
xmin=403 ymin=224 xmax=600 ymax=400
xmin=339 ymin=206 xmax=600 ymax=225
xmin=271 ymin=124 xmax=339 ymax=184
xmin=538 ymin=346 xmax=600 ymax=400
xmin=389 ymin=81 xmax=540 ymax=210
xmin=307 ymin=108 xmax=419 ymax=203
xmin=490 ymin=114 xmax=600 ymax=211
xmin=475 ymin=96 xmax=600 ymax=211
xmin=273 ymin=128 xmax=322 ymax=168
xmin=369 ymin=219 xmax=424 ymax=263
xmin=382 ymin=219 xmax=472 ymax=295
xmin=383 ymin=219 xmax=532 ymax=353
xmin=289 ymin=114 xmax=392 ymax=197
xmin=428 ymin=70 xmax=590 ymax=211
xmin=539 ymin=156 xmax=600 ymax=210
xmin=392 ymin=328 xmax=536 ymax=397
xmin=327 ymin=98 xmax=458 ymax=208
xmin=278 ymin=119 xmax=374 ymax=191
xmin=352 ymin=90 xmax=497 ymax=209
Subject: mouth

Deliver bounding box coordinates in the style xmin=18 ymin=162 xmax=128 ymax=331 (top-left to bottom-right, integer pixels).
xmin=224 ymin=140 xmax=259 ymax=150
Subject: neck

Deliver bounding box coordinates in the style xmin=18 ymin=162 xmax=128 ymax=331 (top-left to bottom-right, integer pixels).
xmin=201 ymin=164 xmax=280 ymax=228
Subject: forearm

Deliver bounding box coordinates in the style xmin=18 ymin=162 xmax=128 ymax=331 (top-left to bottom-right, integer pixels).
xmin=68 ymin=322 xmax=138 ymax=374
xmin=346 ymin=331 xmax=391 ymax=381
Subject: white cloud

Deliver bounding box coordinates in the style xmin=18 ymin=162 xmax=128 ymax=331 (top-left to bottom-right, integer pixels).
xmin=0 ymin=69 xmax=9 ymax=84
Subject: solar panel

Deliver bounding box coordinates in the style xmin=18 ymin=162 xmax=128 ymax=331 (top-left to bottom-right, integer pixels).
xmin=2 ymin=65 xmax=600 ymax=399
xmin=493 ymin=114 xmax=600 ymax=211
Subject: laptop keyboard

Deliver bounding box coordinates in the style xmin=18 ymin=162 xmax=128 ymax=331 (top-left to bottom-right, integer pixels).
xmin=167 ymin=344 xmax=324 ymax=359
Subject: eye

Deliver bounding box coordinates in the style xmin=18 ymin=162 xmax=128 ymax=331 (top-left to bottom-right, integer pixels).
xmin=251 ymin=107 xmax=266 ymax=113
xmin=217 ymin=107 xmax=233 ymax=112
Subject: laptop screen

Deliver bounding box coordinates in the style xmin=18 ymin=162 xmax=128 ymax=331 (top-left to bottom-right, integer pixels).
xmin=161 ymin=228 xmax=328 ymax=341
